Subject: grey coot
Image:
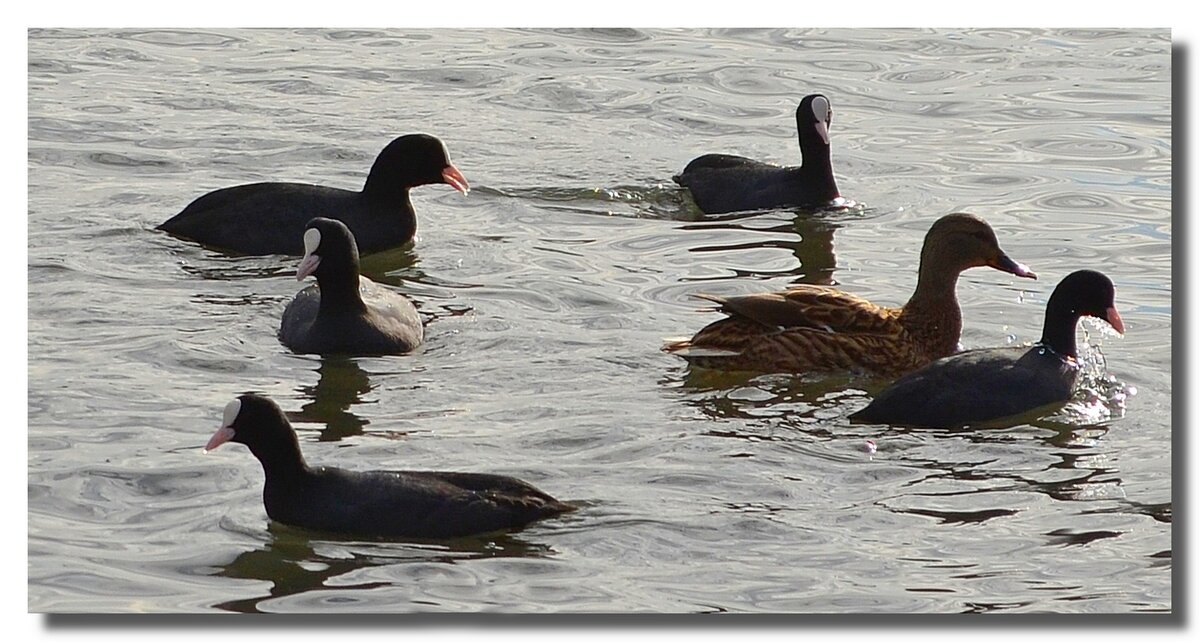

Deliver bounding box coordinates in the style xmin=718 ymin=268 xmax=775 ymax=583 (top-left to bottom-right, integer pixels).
xmin=278 ymin=217 xmax=423 ymax=356
xmin=850 ymin=270 xmax=1125 ymax=428
xmin=158 ymin=133 xmax=469 ymax=256
xmin=204 ymin=394 xmax=575 ymax=539
xmin=673 ymin=94 xmax=841 ymax=214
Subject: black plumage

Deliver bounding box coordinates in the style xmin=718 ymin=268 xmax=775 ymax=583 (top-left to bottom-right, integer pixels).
xmin=674 ymin=94 xmax=841 ymax=214
xmin=158 ymin=134 xmax=469 ymax=256
xmin=850 ymin=270 xmax=1125 ymax=428
xmin=278 ymin=217 xmax=423 ymax=356
xmin=204 ymin=394 xmax=575 ymax=539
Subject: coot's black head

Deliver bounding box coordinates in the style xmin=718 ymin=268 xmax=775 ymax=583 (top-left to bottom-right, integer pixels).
xmin=204 ymin=394 xmax=299 ymax=457
xmin=796 ymin=94 xmax=833 ymax=147
xmin=1041 ymin=270 xmax=1124 ymax=356
xmin=295 ymin=217 xmax=360 ymax=282
xmin=919 ymin=213 xmax=1037 ymax=281
xmin=366 ymin=133 xmax=470 ymax=197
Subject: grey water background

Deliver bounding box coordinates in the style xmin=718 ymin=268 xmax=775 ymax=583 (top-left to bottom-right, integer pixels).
xmin=27 ymin=28 xmax=1171 ymax=614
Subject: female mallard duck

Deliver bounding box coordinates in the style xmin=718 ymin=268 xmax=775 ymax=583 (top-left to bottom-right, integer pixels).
xmin=850 ymin=270 xmax=1124 ymax=428
xmin=278 ymin=217 xmax=423 ymax=356
xmin=663 ymin=213 xmax=1036 ymax=376
xmin=673 ymin=94 xmax=841 ymax=214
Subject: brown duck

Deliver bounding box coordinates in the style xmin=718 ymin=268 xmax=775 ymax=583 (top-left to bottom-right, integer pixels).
xmin=663 ymin=213 xmax=1037 ymax=376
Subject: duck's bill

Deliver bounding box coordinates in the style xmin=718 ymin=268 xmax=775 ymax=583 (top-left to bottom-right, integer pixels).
xmin=990 ymin=254 xmax=1037 ymax=280
xmin=442 ymin=165 xmax=470 ymax=195
xmin=204 ymin=426 xmax=235 ymax=453
xmin=1105 ymin=306 xmax=1126 ymax=335
xmin=296 ymin=254 xmax=321 ymax=281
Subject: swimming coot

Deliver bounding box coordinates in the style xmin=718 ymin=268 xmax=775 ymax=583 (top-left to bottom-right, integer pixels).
xmin=850 ymin=270 xmax=1124 ymax=428
xmin=158 ymin=133 xmax=469 ymax=256
xmin=278 ymin=217 xmax=423 ymax=356
xmin=673 ymin=94 xmax=841 ymax=214
xmin=204 ymin=394 xmax=575 ymax=539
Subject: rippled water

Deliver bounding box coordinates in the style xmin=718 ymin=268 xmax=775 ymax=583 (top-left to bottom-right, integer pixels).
xmin=27 ymin=28 xmax=1171 ymax=613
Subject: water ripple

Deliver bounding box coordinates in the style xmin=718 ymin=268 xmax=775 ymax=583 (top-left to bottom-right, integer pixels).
xmin=112 ymin=29 xmax=245 ymax=48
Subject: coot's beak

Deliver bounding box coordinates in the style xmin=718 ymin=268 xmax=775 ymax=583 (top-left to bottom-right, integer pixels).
xmin=442 ymin=165 xmax=470 ymax=195
xmin=204 ymin=426 xmax=235 ymax=453
xmin=1104 ymin=306 xmax=1126 ymax=335
xmin=989 ymin=253 xmax=1037 ymax=280
xmin=296 ymin=253 xmax=321 ymax=281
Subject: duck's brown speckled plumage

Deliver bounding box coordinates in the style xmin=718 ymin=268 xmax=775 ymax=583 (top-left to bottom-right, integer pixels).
xmin=663 ymin=213 xmax=1036 ymax=376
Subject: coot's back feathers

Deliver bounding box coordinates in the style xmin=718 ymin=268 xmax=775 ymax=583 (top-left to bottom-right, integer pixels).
xmin=158 ymin=133 xmax=468 ymax=256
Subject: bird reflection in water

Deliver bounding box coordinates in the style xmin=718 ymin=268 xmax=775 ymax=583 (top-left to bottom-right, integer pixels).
xmin=211 ymin=522 xmax=558 ymax=613
xmin=680 ymin=207 xmax=850 ymax=287
xmin=290 ymin=357 xmax=376 ymax=442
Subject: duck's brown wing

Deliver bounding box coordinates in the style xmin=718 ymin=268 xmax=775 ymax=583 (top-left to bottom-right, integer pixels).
xmin=664 ymin=286 xmax=919 ymax=374
xmin=705 ymin=286 xmax=901 ymax=333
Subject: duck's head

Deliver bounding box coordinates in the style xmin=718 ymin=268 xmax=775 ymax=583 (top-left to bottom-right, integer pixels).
xmin=921 ymin=213 xmax=1037 ymax=280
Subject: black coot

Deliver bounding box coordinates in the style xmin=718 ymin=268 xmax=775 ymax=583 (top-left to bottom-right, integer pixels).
xmin=204 ymin=394 xmax=575 ymax=539
xmin=278 ymin=217 xmax=423 ymax=356
xmin=850 ymin=270 xmax=1125 ymax=428
xmin=673 ymin=94 xmax=841 ymax=214
xmin=158 ymin=133 xmax=469 ymax=256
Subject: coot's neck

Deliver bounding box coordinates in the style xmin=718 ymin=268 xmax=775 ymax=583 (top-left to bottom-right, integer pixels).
xmin=362 ymin=165 xmax=418 ymax=210
xmin=246 ymin=434 xmax=309 ymax=486
xmin=1040 ymin=301 xmax=1084 ymax=359
xmin=798 ymin=137 xmax=839 ymax=200
xmin=316 ymin=264 xmax=368 ymax=315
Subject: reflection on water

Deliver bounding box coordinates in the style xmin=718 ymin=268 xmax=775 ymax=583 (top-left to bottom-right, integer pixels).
xmin=178 ymin=255 xmax=294 ymax=281
xmin=660 ymin=327 xmax=1159 ymax=578
xmin=213 ymin=523 xmax=559 ymax=613
xmin=290 ymin=358 xmax=375 ymax=441
xmin=664 ymin=367 xmax=873 ymax=428
xmin=681 ymin=211 xmax=848 ymax=285
xmin=356 ymin=244 xmax=418 ymax=279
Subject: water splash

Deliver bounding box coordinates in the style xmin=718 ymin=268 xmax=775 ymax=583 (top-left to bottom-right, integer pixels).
xmin=1056 ymin=338 xmax=1135 ymax=425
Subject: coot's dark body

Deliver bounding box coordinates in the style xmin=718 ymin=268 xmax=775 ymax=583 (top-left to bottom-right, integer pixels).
xmin=850 ymin=345 xmax=1077 ymax=428
xmin=851 ymin=270 xmax=1124 ymax=428
xmin=205 ymin=394 xmax=574 ymax=539
xmin=158 ymin=134 xmax=468 ymax=256
xmin=263 ymin=467 xmax=572 ymax=539
xmin=278 ymin=217 xmax=423 ymax=356
xmin=674 ymin=94 xmax=840 ymax=214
